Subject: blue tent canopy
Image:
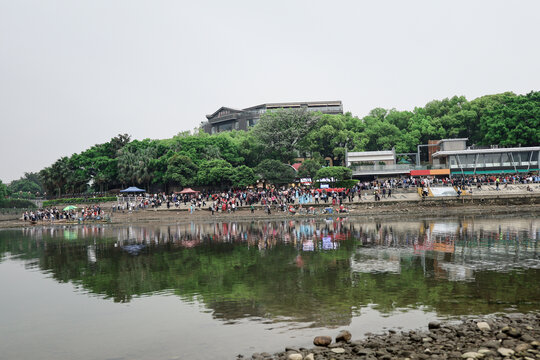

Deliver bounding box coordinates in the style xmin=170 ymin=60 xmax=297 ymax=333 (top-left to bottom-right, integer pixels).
xmin=120 ymin=186 xmax=146 ymax=193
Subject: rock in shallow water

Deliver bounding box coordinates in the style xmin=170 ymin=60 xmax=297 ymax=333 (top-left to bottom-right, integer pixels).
xmin=313 ymin=336 xmax=332 ymax=347
xmin=428 ymin=321 xmax=441 ymax=329
xmin=335 ymin=330 xmax=352 ymax=343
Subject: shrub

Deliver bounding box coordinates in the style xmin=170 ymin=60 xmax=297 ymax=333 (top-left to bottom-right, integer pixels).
xmin=43 ymin=196 xmax=117 ymax=207
xmin=335 ymin=179 xmax=359 ymax=188
xmin=9 ymin=192 xmax=36 ymax=199
xmin=0 ymin=199 xmax=36 ymax=209
xmin=315 ymin=166 xmax=353 ymax=182
xmin=312 ymin=180 xmax=358 ymax=189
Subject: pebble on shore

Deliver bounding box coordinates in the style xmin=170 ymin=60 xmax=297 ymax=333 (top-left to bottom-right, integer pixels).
xmin=241 ymin=312 xmax=540 ymax=360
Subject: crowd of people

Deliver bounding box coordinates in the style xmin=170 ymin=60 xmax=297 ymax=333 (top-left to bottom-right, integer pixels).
xmin=22 ymin=205 xmax=105 ymax=223
xmin=117 ymin=173 xmax=538 ymax=215
xmin=119 ymin=187 xmax=358 ymax=215
xmin=22 ymin=174 xmax=539 ymax=221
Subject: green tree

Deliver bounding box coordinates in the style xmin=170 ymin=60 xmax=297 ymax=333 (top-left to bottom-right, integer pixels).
xmin=168 ymin=131 xmax=244 ymax=167
xmin=304 ymin=114 xmax=352 ymax=165
xmin=109 ymin=133 xmax=131 ymax=154
xmin=231 ymin=165 xmax=257 ymax=188
xmin=253 ymin=108 xmax=320 ymax=163
xmin=117 ymin=140 xmax=158 ymax=189
xmin=255 ymin=159 xmax=296 ymax=186
xmin=8 ymin=173 xmax=43 ymax=195
xmin=315 ymin=166 xmax=352 ymax=183
xmin=38 ymin=167 xmax=54 ymax=197
xmin=196 ymin=159 xmax=234 ymax=187
xmin=359 ymin=115 xmax=402 ymax=152
xmin=0 ymin=180 xmax=9 ymax=199
xmin=297 ymin=159 xmax=322 ymax=179
xmin=64 ymin=154 xmax=91 ymax=194
xmin=226 ymin=131 xmax=264 ymax=168
xmin=164 ymin=154 xmax=198 ymax=187
xmin=42 ymin=157 xmax=70 ymax=196
xmin=386 ymin=109 xmax=413 ymax=131
xmin=473 ymin=91 xmax=539 ymax=146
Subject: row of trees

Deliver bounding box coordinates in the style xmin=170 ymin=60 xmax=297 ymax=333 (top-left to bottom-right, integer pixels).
xmin=0 ymin=173 xmax=44 ymax=199
xmin=5 ymin=91 xmax=537 ymax=197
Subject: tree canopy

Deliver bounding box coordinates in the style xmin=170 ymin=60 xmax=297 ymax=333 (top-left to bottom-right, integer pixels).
xmin=0 ymin=180 xmax=8 ymax=199
xmin=315 ymin=166 xmax=352 ymax=182
xmin=255 ymin=159 xmax=297 ymax=186
xmin=298 ymin=159 xmax=323 ymax=179
xmin=20 ymin=91 xmax=538 ymax=196
xmin=8 ymin=173 xmax=43 ymax=195
xmin=253 ymin=108 xmax=320 ymax=163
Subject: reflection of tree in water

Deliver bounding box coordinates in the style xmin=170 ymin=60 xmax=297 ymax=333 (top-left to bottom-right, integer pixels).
xmin=0 ymin=215 xmax=539 ymax=325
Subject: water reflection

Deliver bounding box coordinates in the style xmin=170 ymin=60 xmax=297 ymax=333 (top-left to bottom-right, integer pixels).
xmin=0 ymin=215 xmax=539 ymax=326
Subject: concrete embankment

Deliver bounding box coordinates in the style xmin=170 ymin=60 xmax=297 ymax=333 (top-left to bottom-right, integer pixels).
xmin=1 ymin=192 xmax=539 ymax=228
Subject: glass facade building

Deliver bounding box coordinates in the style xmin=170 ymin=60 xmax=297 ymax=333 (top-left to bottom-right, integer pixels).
xmin=432 ymin=147 xmax=540 ymax=175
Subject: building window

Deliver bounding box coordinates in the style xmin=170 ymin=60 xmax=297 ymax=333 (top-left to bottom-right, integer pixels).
xmin=531 ymin=151 xmax=539 ymax=165
xmin=501 ymin=153 xmax=511 ymax=166
xmin=449 ymin=156 xmax=457 ymax=168
xmin=218 ymin=122 xmax=233 ymax=132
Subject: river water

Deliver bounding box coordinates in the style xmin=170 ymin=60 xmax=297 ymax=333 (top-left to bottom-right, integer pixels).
xmin=0 ymin=214 xmax=539 ymax=360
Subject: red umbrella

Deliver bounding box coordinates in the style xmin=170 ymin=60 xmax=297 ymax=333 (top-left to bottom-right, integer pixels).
xmin=177 ymin=188 xmax=200 ymax=194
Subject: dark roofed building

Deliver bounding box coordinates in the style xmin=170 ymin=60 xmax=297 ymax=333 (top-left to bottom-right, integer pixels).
xmin=202 ymin=100 xmax=343 ymax=134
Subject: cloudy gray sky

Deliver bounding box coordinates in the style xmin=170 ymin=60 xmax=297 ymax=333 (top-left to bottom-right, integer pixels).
xmin=1 ymin=0 xmax=539 ymax=182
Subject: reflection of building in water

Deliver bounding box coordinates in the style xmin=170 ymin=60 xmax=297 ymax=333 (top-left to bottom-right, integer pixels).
xmin=347 ymin=216 xmax=539 ymax=282
xmin=438 ymin=263 xmax=475 ymax=282
xmin=350 ymin=248 xmax=403 ymax=274
xmin=87 ymin=244 xmax=96 ymax=263
xmin=101 ymin=219 xmax=351 ymax=253
xmin=16 ymin=216 xmax=540 ymax=280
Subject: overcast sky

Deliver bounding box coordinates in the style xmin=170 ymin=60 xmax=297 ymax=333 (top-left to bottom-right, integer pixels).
xmin=1 ymin=0 xmax=539 ymax=182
